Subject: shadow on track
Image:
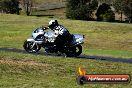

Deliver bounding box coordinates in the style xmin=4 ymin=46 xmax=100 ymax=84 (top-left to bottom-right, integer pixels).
xmin=0 ymin=48 xmax=132 ymax=64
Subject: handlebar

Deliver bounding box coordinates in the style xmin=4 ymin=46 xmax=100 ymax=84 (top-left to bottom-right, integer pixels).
xmin=42 ymin=26 xmax=49 ymax=30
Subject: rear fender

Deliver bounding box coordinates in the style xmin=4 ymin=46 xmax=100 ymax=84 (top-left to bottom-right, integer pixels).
xmin=72 ymin=34 xmax=84 ymax=45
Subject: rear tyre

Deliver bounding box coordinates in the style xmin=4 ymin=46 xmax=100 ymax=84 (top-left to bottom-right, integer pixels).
xmin=23 ymin=40 xmax=41 ymax=53
xmin=65 ymin=45 xmax=82 ymax=57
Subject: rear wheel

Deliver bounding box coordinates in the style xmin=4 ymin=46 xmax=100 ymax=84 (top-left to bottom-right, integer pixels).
xmin=65 ymin=45 xmax=82 ymax=57
xmin=23 ymin=40 xmax=41 ymax=53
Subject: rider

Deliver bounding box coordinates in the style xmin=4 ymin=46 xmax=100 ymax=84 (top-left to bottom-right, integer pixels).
xmin=48 ymin=20 xmax=72 ymax=51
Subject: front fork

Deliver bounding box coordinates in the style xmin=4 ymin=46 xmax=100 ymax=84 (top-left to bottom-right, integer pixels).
xmin=31 ymin=42 xmax=36 ymax=48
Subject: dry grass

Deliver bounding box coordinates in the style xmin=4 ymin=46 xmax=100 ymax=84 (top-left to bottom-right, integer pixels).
xmin=0 ymin=58 xmax=49 ymax=67
xmin=32 ymin=8 xmax=66 ymax=19
xmin=33 ymin=0 xmax=65 ymax=4
xmin=0 ymin=52 xmax=132 ymax=88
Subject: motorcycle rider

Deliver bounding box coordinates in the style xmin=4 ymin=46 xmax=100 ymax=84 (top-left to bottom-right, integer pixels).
xmin=48 ymin=20 xmax=72 ymax=51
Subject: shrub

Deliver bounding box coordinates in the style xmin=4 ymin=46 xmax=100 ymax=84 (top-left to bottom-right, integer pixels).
xmin=96 ymin=3 xmax=115 ymax=22
xmin=66 ymin=0 xmax=98 ymax=21
xmin=102 ymin=10 xmax=115 ymax=22
xmin=0 ymin=0 xmax=20 ymax=15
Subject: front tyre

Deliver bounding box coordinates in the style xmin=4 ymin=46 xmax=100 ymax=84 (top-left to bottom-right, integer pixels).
xmin=23 ymin=40 xmax=41 ymax=53
xmin=65 ymin=45 xmax=82 ymax=57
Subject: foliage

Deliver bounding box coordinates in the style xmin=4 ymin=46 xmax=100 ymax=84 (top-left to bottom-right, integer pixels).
xmin=101 ymin=9 xmax=115 ymax=22
xmin=96 ymin=3 xmax=115 ymax=22
xmin=66 ymin=0 xmax=98 ymax=20
xmin=123 ymin=0 xmax=132 ymax=23
xmin=21 ymin=0 xmax=33 ymax=16
xmin=113 ymin=0 xmax=132 ymax=23
xmin=113 ymin=0 xmax=122 ymax=13
xmin=0 ymin=0 xmax=20 ymax=14
xmin=113 ymin=0 xmax=125 ymax=22
xmin=98 ymin=0 xmax=115 ymax=5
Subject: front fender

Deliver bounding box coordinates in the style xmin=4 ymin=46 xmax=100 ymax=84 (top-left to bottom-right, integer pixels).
xmin=26 ymin=37 xmax=35 ymax=42
xmin=26 ymin=37 xmax=43 ymax=44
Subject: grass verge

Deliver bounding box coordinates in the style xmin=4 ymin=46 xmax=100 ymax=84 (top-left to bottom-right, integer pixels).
xmin=0 ymin=51 xmax=132 ymax=88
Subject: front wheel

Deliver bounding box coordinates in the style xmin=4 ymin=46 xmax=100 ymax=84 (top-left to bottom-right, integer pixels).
xmin=23 ymin=40 xmax=41 ymax=53
xmin=65 ymin=45 xmax=82 ymax=57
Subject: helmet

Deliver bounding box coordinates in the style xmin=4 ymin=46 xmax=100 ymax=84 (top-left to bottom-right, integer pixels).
xmin=48 ymin=20 xmax=58 ymax=29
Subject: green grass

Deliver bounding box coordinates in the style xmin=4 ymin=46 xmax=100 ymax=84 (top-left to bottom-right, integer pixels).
xmin=0 ymin=51 xmax=132 ymax=88
xmin=0 ymin=14 xmax=132 ymax=88
xmin=0 ymin=13 xmax=132 ymax=58
xmin=84 ymin=49 xmax=132 ymax=58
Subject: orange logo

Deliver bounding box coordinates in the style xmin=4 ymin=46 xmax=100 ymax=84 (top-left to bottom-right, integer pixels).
xmin=77 ymin=67 xmax=131 ymax=85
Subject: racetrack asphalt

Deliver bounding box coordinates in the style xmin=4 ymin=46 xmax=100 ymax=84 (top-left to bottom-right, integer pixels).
xmin=0 ymin=48 xmax=132 ymax=64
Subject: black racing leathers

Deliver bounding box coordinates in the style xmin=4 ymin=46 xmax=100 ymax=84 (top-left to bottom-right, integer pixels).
xmin=51 ymin=25 xmax=72 ymax=51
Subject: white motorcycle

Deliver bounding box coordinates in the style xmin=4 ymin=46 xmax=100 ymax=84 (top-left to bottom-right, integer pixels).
xmin=23 ymin=27 xmax=84 ymax=57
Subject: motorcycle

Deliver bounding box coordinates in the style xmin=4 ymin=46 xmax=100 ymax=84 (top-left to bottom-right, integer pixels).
xmin=23 ymin=27 xmax=84 ymax=57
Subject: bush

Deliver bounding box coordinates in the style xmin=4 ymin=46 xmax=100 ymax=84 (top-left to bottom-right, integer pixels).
xmin=96 ymin=3 xmax=115 ymax=22
xmin=101 ymin=10 xmax=115 ymax=22
xmin=66 ymin=0 xmax=98 ymax=21
xmin=0 ymin=0 xmax=20 ymax=14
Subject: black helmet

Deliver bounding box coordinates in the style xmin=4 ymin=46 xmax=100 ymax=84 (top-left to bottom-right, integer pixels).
xmin=48 ymin=20 xmax=58 ymax=29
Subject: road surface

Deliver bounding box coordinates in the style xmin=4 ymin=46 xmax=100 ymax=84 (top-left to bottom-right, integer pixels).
xmin=0 ymin=48 xmax=132 ymax=64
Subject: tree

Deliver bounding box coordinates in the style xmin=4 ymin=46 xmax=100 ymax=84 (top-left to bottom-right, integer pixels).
xmin=0 ymin=0 xmax=20 ymax=14
xmin=98 ymin=0 xmax=113 ymax=4
xmin=66 ymin=0 xmax=98 ymax=20
xmin=113 ymin=0 xmax=124 ymax=22
xmin=113 ymin=0 xmax=132 ymax=23
xmin=22 ymin=0 xmax=33 ymax=16
xmin=96 ymin=3 xmax=115 ymax=22
xmin=123 ymin=0 xmax=132 ymax=23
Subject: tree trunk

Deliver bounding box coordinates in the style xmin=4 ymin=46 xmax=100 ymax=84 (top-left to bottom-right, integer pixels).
xmin=23 ymin=0 xmax=32 ymax=16
xmin=120 ymin=11 xmax=123 ymax=22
